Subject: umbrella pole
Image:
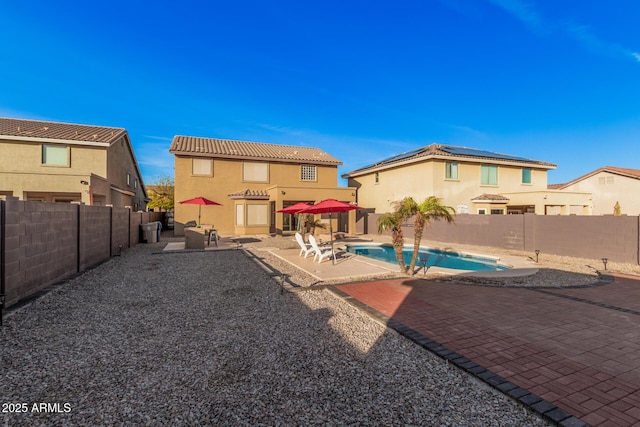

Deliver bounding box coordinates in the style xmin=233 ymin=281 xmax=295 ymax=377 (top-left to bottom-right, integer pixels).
xmin=330 ymin=211 xmax=335 ymax=264
xmin=198 ymin=205 xmax=201 ymax=227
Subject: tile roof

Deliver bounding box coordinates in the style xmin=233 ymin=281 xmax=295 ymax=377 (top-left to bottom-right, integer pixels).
xmin=0 ymin=117 xmax=126 ymax=144
xmin=546 ymin=183 xmax=565 ymax=190
xmin=549 ymin=166 xmax=640 ymax=189
xmin=343 ymin=143 xmax=556 ymax=177
xmin=228 ymin=189 xmax=270 ymax=199
xmin=170 ymin=135 xmax=342 ymax=165
xmin=471 ymin=193 xmax=510 ymax=202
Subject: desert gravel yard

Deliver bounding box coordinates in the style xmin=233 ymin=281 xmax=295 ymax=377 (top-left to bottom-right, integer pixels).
xmin=1 ymin=242 xmax=549 ymax=426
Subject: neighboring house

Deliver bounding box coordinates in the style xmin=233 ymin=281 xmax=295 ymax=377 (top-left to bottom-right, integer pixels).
xmin=549 ymin=166 xmax=640 ymax=215
xmin=0 ymin=117 xmax=147 ymax=210
xmin=343 ymin=143 xmax=592 ymax=215
xmin=170 ymin=136 xmax=357 ymax=236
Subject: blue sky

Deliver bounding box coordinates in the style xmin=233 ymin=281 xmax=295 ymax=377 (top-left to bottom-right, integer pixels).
xmin=1 ymin=1 xmax=639 ymax=186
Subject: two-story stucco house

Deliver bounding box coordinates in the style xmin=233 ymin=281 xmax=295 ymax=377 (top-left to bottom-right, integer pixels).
xmin=343 ymin=143 xmax=592 ymax=215
xmin=0 ymin=117 xmax=147 ymax=209
xmin=170 ymin=136 xmax=357 ymax=236
xmin=550 ymin=166 xmax=640 ymax=216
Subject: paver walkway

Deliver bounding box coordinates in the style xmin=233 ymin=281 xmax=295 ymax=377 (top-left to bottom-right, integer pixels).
xmin=336 ymin=274 xmax=640 ymax=427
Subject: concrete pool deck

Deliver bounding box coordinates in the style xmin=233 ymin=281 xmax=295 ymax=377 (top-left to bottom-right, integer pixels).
xmin=268 ymin=242 xmax=539 ymax=282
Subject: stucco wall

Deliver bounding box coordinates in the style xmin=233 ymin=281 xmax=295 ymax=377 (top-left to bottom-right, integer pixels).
xmin=174 ymin=155 xmax=345 ymax=235
xmin=106 ymin=136 xmax=147 ymax=210
xmin=349 ymin=159 xmax=550 ymax=214
xmin=561 ymin=172 xmax=640 ymax=216
xmin=0 ymin=140 xmax=106 ymax=205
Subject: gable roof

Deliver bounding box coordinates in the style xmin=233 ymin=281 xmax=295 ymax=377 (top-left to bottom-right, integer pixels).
xmin=0 ymin=117 xmax=126 ymax=145
xmin=342 ymin=143 xmax=556 ymax=178
xmin=169 ymin=135 xmax=342 ymax=165
xmin=549 ymin=166 xmax=640 ymax=190
xmin=0 ymin=117 xmax=146 ymax=198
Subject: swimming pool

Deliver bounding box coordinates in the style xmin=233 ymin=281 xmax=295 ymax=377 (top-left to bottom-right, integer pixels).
xmin=345 ymin=244 xmax=509 ymax=272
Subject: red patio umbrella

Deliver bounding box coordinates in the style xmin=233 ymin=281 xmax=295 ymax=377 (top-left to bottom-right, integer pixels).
xmin=298 ymin=199 xmax=363 ymax=263
xmin=277 ymin=202 xmax=312 ymax=233
xmin=179 ymin=197 xmax=222 ymax=226
xmin=276 ymin=202 xmax=311 ymax=214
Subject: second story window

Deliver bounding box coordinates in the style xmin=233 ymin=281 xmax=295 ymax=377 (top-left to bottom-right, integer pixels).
xmin=522 ymin=168 xmax=532 ymax=184
xmin=445 ymin=162 xmax=458 ymax=179
xmin=481 ymin=165 xmax=498 ymax=185
xmin=42 ymin=144 xmax=70 ymax=167
xmin=127 ymin=174 xmax=131 ymax=186
xmin=192 ymin=158 xmax=213 ymax=176
xmin=243 ymin=162 xmax=268 ymax=182
xmin=301 ymin=164 xmax=317 ymax=181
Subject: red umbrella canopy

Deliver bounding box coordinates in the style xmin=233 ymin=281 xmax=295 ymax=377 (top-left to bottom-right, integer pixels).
xmin=276 ymin=202 xmax=312 ymax=214
xmin=298 ymin=199 xmax=362 ymax=214
xmin=179 ymin=197 xmax=222 ymax=206
xmin=179 ymin=197 xmax=222 ymax=226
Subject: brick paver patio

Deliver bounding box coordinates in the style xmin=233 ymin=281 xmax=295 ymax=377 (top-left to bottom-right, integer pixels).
xmin=336 ymin=274 xmax=640 ymax=427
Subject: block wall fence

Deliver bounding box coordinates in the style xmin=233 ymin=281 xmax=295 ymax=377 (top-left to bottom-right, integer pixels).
xmin=0 ymin=196 xmax=162 ymax=308
xmin=357 ymin=211 xmax=640 ymax=265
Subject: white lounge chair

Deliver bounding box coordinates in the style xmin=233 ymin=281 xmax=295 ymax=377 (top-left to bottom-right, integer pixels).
xmin=309 ymin=235 xmax=333 ymax=264
xmin=295 ymin=232 xmax=314 ymax=258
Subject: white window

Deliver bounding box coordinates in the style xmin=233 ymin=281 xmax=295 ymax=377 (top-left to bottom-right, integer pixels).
xmin=243 ymin=162 xmax=269 ymax=182
xmin=247 ymin=204 xmax=268 ymax=225
xmin=127 ymin=174 xmax=131 ymax=186
xmin=42 ymin=145 xmax=69 ymax=166
xmin=134 ymin=179 xmax=138 ymax=189
xmin=192 ymin=158 xmax=213 ymax=176
xmin=301 ymin=164 xmax=317 ymax=181
xmin=236 ymin=204 xmax=244 ymax=225
xmin=478 ymin=208 xmax=487 ymax=215
xmin=445 ymin=162 xmax=458 ymax=179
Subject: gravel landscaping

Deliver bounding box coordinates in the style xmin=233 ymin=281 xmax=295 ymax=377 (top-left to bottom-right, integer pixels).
xmin=1 ymin=239 xmax=551 ymax=426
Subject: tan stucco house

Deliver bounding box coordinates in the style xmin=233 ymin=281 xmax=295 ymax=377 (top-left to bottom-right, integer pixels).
xmin=549 ymin=166 xmax=640 ymax=215
xmin=343 ymin=143 xmax=592 ymax=215
xmin=0 ymin=117 xmax=147 ymax=209
xmin=170 ymin=136 xmax=357 ymax=236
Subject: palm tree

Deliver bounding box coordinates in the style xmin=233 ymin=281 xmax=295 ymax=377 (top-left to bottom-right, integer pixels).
xmin=377 ymin=210 xmax=407 ymax=274
xmin=406 ymin=196 xmax=455 ymax=275
xmin=379 ymin=196 xmax=455 ymax=275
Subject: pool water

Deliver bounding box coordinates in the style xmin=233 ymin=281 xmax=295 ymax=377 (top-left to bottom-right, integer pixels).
xmin=346 ymin=244 xmax=509 ymax=272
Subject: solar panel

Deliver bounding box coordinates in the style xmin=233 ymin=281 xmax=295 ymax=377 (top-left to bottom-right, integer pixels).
xmin=440 ymin=146 xmax=533 ymax=162
xmin=376 ymin=147 xmax=425 ymax=164
xmin=354 ymin=146 xmax=427 ymax=171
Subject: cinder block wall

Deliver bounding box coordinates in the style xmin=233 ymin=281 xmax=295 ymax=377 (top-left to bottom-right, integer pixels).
xmin=112 ymin=208 xmax=131 ymax=255
xmin=360 ymin=213 xmax=640 ymax=265
xmin=1 ymin=197 xmax=165 ymax=308
xmin=2 ymin=198 xmax=78 ymax=306
xmin=79 ymin=205 xmax=111 ymax=271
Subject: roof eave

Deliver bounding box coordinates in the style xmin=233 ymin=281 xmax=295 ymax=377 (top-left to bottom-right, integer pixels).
xmin=170 ymin=151 xmax=342 ymax=166
xmin=343 ymin=154 xmax=555 ymax=178
xmin=0 ymin=134 xmax=112 ymax=147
